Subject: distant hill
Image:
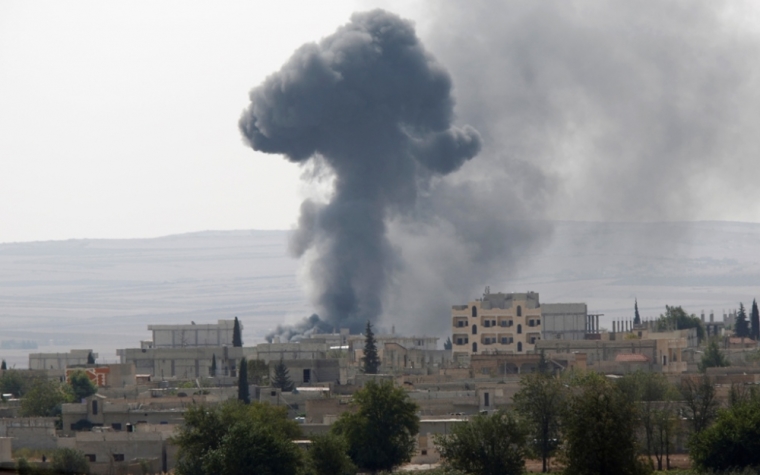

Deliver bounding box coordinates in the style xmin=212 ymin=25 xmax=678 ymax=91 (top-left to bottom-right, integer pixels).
xmin=1 ymin=221 xmax=759 ymax=367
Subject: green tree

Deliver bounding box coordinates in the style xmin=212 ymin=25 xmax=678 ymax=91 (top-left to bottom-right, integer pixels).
xmin=1 ymin=359 xmax=6 ymax=370
xmin=699 ymin=338 xmax=730 ymax=371
xmin=232 ymin=316 xmax=243 ymax=347
xmin=332 ymin=380 xmax=419 ymax=473
xmin=247 ymin=359 xmax=270 ymax=386
xmin=752 ymin=299 xmax=760 ymax=340
xmin=735 ymin=303 xmax=750 ymax=338
xmin=0 ymin=369 xmax=26 ymax=397
xmin=436 ymin=410 xmax=527 ymax=475
xmin=307 ymin=433 xmax=357 ymax=475
xmin=272 ymin=359 xmax=294 ymax=392
xmin=362 ymin=320 xmax=380 ymax=374
xmin=173 ymin=400 xmax=302 ymax=475
xmin=238 ymin=357 xmax=250 ymax=404
xmin=443 ymin=337 xmax=453 ymax=351
xmin=202 ymin=422 xmax=302 ymax=475
xmin=680 ymin=374 xmax=719 ymax=434
xmin=51 ymin=447 xmax=91 ymax=475
xmin=16 ymin=457 xmax=34 ymax=475
xmin=561 ymin=373 xmax=650 ymax=475
xmin=655 ymin=305 xmax=705 ymax=341
xmin=20 ymin=378 xmax=72 ymax=417
xmin=616 ymin=371 xmax=676 ymax=471
xmin=86 ymin=352 xmax=95 ymax=365
xmin=634 ymin=299 xmax=641 ymax=325
xmin=210 ymin=354 xmax=217 ymax=377
xmin=690 ymin=393 xmax=760 ymax=472
xmin=68 ymin=370 xmax=97 ymax=401
xmin=513 ymin=372 xmax=563 ymax=472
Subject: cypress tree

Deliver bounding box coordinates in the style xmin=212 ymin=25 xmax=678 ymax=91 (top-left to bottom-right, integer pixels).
xmin=735 ymin=303 xmax=750 ymax=338
xmin=1 ymin=360 xmax=6 ymax=370
xmin=210 ymin=354 xmax=217 ymax=377
xmin=232 ymin=317 xmax=243 ymax=347
xmin=273 ymin=359 xmax=294 ymax=392
xmin=752 ymin=300 xmax=760 ymax=341
xmin=362 ymin=320 xmax=380 ymax=374
xmin=87 ymin=352 xmax=95 ymax=365
xmin=238 ymin=357 xmax=250 ymax=403
xmin=634 ymin=299 xmax=641 ymax=325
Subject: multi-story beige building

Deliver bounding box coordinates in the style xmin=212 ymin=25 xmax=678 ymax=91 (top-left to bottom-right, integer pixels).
xmin=452 ymin=291 xmax=544 ymax=357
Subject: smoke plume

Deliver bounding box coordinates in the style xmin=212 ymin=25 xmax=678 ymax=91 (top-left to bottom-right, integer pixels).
xmin=240 ymin=10 xmax=481 ymax=333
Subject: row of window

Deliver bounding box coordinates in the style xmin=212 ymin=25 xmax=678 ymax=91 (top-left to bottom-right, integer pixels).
xmin=85 ymin=454 xmax=124 ymax=462
xmin=471 ymin=305 xmax=526 ymax=317
xmin=454 ymin=318 xmax=540 ymax=328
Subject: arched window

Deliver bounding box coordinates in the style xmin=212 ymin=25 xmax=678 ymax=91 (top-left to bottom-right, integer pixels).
xmin=472 ymin=306 xmax=477 ymax=318
xmin=472 ymin=324 xmax=478 ymax=335
xmin=517 ymin=324 xmax=522 ymax=334
xmin=472 ymin=342 xmax=478 ymax=353
xmin=517 ymin=305 xmax=522 ymax=316
xmin=517 ymin=342 xmax=523 ymax=352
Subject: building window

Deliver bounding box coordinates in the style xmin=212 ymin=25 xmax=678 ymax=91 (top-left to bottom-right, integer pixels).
xmin=113 ymin=454 xmax=125 ymax=462
xmin=537 ymin=319 xmax=541 ymax=325
xmin=472 ymin=306 xmax=477 ymax=318
xmin=421 ymin=449 xmax=428 ymax=455
xmin=85 ymin=455 xmax=96 ymax=462
xmin=517 ymin=342 xmax=523 ymax=352
xmin=517 ymin=324 xmax=522 ymax=334
xmin=472 ymin=342 xmax=478 ymax=353
xmin=500 ymin=320 xmax=507 ymax=327
xmin=484 ymin=320 xmax=490 ymax=328
xmin=517 ymin=306 xmax=522 ymax=316
xmin=457 ymin=321 xmax=465 ymax=327
xmin=92 ymin=400 xmax=98 ymax=415
xmin=472 ymin=325 xmax=477 ymax=335
xmin=484 ymin=392 xmax=490 ymax=407
xmin=111 ymin=423 xmax=122 ymax=431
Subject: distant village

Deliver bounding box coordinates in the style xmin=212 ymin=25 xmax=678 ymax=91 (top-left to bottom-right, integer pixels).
xmin=0 ymin=289 xmax=757 ymax=474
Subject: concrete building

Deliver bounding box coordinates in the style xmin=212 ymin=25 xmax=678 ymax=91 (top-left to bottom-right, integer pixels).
xmin=29 ymin=350 xmax=97 ymax=371
xmin=61 ymin=395 xmax=186 ymax=436
xmin=451 ymin=291 xmax=589 ymax=357
xmin=117 ymin=346 xmax=245 ymax=378
xmin=147 ymin=319 xmax=238 ymax=348
xmin=451 ymin=291 xmax=544 ymax=357
xmin=541 ymin=303 xmax=588 ymax=341
xmin=58 ymin=425 xmax=178 ymax=474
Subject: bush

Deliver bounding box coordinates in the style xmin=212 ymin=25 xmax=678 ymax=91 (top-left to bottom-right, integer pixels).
xmin=690 ymin=396 xmax=760 ymax=472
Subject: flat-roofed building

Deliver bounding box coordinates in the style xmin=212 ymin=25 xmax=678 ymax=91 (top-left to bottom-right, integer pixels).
xmin=29 ymin=349 xmax=97 ymax=371
xmin=148 ymin=319 xmax=238 ymax=348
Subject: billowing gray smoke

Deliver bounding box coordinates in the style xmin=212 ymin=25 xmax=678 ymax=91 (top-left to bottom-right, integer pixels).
xmin=240 ymin=10 xmax=481 ymax=333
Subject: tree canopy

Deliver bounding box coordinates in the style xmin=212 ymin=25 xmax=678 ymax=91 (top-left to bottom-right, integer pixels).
xmin=362 ymin=320 xmax=380 ymax=374
xmin=173 ymin=400 xmax=301 ymax=475
xmin=561 ymin=373 xmax=650 ymax=475
xmin=232 ymin=316 xmax=243 ymax=347
xmin=307 ymin=433 xmax=357 ymax=475
xmin=332 ymin=380 xmax=419 ymax=473
xmin=20 ymin=378 xmax=72 ymax=417
xmin=436 ymin=410 xmax=527 ymax=475
xmin=513 ymin=372 xmax=563 ymax=472
xmin=699 ymin=338 xmax=730 ymax=372
xmin=68 ymin=370 xmax=97 ymax=402
xmin=272 ymin=359 xmax=294 ymax=392
xmin=735 ymin=303 xmax=750 ymax=338
xmin=690 ymin=392 xmax=760 ymax=472
xmin=238 ymin=357 xmax=250 ymax=404
xmin=51 ymin=447 xmax=91 ymax=475
xmin=655 ymin=305 xmax=704 ymax=341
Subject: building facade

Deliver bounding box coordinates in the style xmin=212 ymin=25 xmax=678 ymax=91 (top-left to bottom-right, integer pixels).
xmin=147 ymin=319 xmax=238 ymax=348
xmin=451 ymin=291 xmax=544 ymax=357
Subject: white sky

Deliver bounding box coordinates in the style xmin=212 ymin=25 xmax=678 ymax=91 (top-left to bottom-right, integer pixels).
xmin=0 ymin=1 xmax=428 ymax=243
xmin=3 ymin=2 xmax=760 ymax=244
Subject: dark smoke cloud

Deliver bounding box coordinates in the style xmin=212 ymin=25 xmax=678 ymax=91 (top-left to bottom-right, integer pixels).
xmin=383 ymin=0 xmax=760 ymax=336
xmin=422 ymin=0 xmax=760 ymax=222
xmin=265 ymin=314 xmax=334 ymax=343
xmin=240 ymin=10 xmax=481 ymax=332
